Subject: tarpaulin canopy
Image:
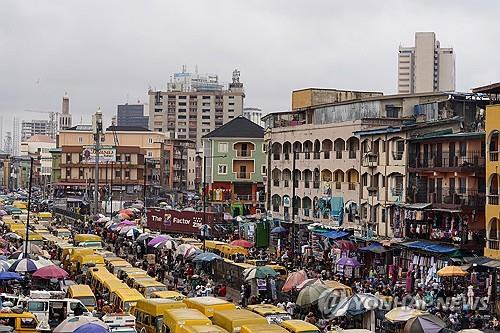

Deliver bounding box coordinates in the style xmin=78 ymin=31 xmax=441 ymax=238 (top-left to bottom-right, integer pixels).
xmin=359 ymin=243 xmax=388 ymax=254
xmin=401 ymin=241 xmax=458 ymax=254
xmin=322 ymin=231 xmax=349 ymax=239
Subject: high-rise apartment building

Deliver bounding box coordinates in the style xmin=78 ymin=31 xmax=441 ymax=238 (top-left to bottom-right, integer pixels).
xmin=59 ymin=95 xmax=72 ymax=131
xmin=243 ymin=107 xmax=264 ymax=127
xmin=398 ymin=32 xmax=455 ymax=94
xmin=117 ymin=104 xmax=149 ymax=129
xmin=148 ymin=68 xmax=244 ymax=148
xmin=21 ymin=119 xmax=55 ymax=141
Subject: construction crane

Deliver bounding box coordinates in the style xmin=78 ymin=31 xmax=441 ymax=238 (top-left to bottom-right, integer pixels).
xmin=23 ymin=109 xmax=60 ymax=139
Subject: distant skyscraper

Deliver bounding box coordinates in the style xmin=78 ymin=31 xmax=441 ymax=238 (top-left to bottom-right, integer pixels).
xmin=59 ymin=94 xmax=72 ymax=131
xmin=12 ymin=117 xmax=20 ymax=156
xmin=117 ymin=104 xmax=149 ymax=129
xmin=398 ymin=32 xmax=455 ymax=94
xmin=243 ymin=107 xmax=264 ymax=127
xmin=21 ymin=119 xmax=55 ymax=140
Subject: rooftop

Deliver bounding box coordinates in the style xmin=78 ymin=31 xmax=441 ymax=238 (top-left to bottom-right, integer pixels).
xmin=203 ymin=116 xmax=264 ymax=139
xmin=106 ymin=126 xmax=150 ymax=132
xmin=472 ymin=82 xmax=500 ymax=95
xmin=24 ymin=135 xmax=55 ymax=143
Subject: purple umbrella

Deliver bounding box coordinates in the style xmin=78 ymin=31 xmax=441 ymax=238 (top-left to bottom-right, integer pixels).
xmin=148 ymin=235 xmax=170 ymax=247
xmin=0 ymin=210 xmax=6 ymax=216
xmin=336 ymin=257 xmax=361 ymax=267
xmin=118 ymin=220 xmax=135 ymax=227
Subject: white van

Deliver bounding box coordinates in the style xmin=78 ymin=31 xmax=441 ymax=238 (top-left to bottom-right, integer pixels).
xmin=18 ymin=291 xmax=91 ymax=329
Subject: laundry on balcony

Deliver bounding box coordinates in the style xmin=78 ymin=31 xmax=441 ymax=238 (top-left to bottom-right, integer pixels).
xmin=331 ymin=196 xmax=344 ymax=226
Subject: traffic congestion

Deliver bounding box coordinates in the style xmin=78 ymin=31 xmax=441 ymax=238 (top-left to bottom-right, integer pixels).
xmin=0 ymin=188 xmax=497 ymax=333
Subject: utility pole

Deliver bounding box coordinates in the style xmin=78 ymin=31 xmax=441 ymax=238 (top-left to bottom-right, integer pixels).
xmin=24 ymin=157 xmax=34 ymax=257
xmin=93 ymin=109 xmax=103 ymax=215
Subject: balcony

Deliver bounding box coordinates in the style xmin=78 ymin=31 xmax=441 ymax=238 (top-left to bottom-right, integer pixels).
xmin=488 ymin=239 xmax=499 ymax=250
xmin=391 ymin=187 xmax=404 ymax=197
xmin=413 ymin=188 xmax=486 ymax=209
xmin=235 ymin=172 xmax=252 ymax=180
xmin=236 ymin=149 xmax=252 ymax=158
xmin=409 ymin=152 xmax=485 ymax=172
xmin=362 ymin=153 xmax=378 ymax=167
xmin=490 ymin=152 xmax=499 ymax=162
xmin=488 ymin=195 xmax=499 ymax=205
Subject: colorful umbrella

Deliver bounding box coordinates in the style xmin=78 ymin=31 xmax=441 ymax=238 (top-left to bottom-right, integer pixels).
xmin=0 ymin=210 xmax=7 ymax=216
xmin=331 ymin=293 xmax=382 ymax=317
xmin=119 ymin=209 xmax=135 ymax=216
xmin=282 ymin=270 xmax=308 ymax=292
xmin=54 ymin=317 xmax=109 ymax=333
xmin=0 ymin=271 xmax=22 ymax=281
xmin=17 ymin=243 xmax=44 ymax=256
xmin=4 ymin=233 xmax=21 ymax=240
xmin=0 ymin=261 xmax=11 ymax=272
xmin=193 ymin=252 xmax=221 ymax=262
xmin=118 ymin=225 xmax=135 ymax=235
xmin=135 ymin=233 xmax=152 ymax=242
xmin=296 ymin=280 xmax=330 ymax=306
xmin=404 ymin=314 xmax=446 ymax=333
xmin=384 ymin=307 xmax=426 ymax=323
xmin=118 ymin=220 xmax=135 ymax=227
xmin=296 ymin=278 xmax=319 ymax=290
xmin=437 ymin=266 xmax=468 ymax=277
xmin=148 ymin=235 xmax=171 ymax=247
xmin=271 ymin=226 xmax=287 ymax=234
xmin=336 ymin=257 xmax=361 ymax=267
xmin=156 ymin=239 xmax=177 ymax=250
xmin=33 ymin=265 xmax=68 ymax=280
xmin=125 ymin=228 xmax=142 ymax=239
xmin=230 ymin=239 xmax=254 ymax=248
xmin=243 ymin=266 xmax=278 ymax=281
xmin=8 ymin=258 xmax=42 ymax=273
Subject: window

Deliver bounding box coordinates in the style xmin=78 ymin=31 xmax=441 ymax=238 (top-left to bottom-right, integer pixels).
xmin=262 ymin=144 xmax=266 ymax=152
xmin=28 ymin=301 xmax=47 ymax=312
xmin=79 ymin=168 xmax=84 ymax=179
xmin=381 ymin=208 xmax=386 ymax=223
xmin=178 ymin=109 xmax=186 ymax=112
xmin=229 ymin=96 xmax=234 ymax=99
xmin=228 ymin=109 xmax=234 ymax=112
xmin=261 ymin=165 xmax=267 ymax=175
xmin=178 ymin=102 xmax=186 ymax=106
xmin=178 ymin=95 xmax=187 ymax=99
xmin=218 ymin=164 xmax=227 ymax=174
xmin=459 ymin=177 xmax=466 ymax=194
xmin=66 ymin=153 xmax=72 ymax=163
xmin=21 ymin=317 xmax=37 ymax=329
xmin=147 ymin=151 xmax=153 ymax=158
xmin=154 ymin=108 xmax=162 ymax=113
xmin=202 ymin=96 xmax=210 ymax=99
xmin=228 ymin=116 xmax=234 ymax=119
xmin=125 ymin=170 xmax=130 ymax=178
xmin=125 ymin=154 xmax=131 ymax=162
xmin=202 ymin=115 xmax=210 ymax=120
xmin=229 ymin=102 xmax=234 ymax=106
xmin=218 ymin=143 xmax=228 ymax=153
xmin=78 ymin=137 xmax=83 ymax=143
xmin=148 ymin=138 xmax=153 ymax=144
xmin=459 ymin=142 xmax=467 ymax=157
xmin=178 ymin=115 xmax=187 ymax=119
xmin=115 ymin=169 xmax=121 ymax=178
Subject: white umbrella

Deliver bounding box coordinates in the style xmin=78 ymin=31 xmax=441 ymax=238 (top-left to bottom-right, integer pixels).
xmin=17 ymin=243 xmax=44 ymax=256
xmin=331 ymin=293 xmax=382 ymax=317
xmin=175 ymin=244 xmax=197 ymax=257
xmin=54 ymin=316 xmax=108 ymax=333
xmin=155 ymin=239 xmax=177 ymax=250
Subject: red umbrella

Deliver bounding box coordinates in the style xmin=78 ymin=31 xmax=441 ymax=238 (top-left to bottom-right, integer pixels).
xmin=32 ymin=265 xmax=68 ymax=280
xmin=282 ymin=270 xmax=308 ymax=292
xmin=230 ymin=239 xmax=254 ymax=248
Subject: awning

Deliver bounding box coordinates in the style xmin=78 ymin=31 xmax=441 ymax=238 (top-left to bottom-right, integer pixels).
xmin=401 ymin=241 xmax=458 ymax=254
xmin=322 ymin=230 xmax=350 ymax=240
xmin=359 ymin=243 xmax=389 ymax=254
xmin=397 ymin=203 xmax=432 ymax=210
xmin=428 ymin=208 xmax=462 ymax=213
xmin=481 ymin=259 xmax=500 ymax=269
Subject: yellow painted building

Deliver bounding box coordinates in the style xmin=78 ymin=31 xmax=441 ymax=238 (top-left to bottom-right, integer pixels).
xmin=486 ymin=104 xmax=500 ymax=259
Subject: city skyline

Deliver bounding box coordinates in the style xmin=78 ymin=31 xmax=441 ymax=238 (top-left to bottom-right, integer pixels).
xmin=1 ymin=1 xmax=500 ymax=128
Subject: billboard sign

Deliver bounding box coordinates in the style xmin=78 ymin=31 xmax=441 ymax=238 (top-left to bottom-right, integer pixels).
xmin=146 ymin=208 xmax=224 ymax=235
xmin=82 ymin=146 xmax=116 ymax=163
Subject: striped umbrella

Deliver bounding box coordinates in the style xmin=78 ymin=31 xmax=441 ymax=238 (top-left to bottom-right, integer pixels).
xmin=8 ymin=258 xmax=43 ymax=273
xmin=155 ymin=239 xmax=177 ymax=250
xmin=125 ymin=228 xmax=142 ymax=239
xmin=0 ymin=260 xmax=12 ymax=272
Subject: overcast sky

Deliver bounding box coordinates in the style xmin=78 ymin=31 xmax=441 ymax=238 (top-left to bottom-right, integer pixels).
xmin=1 ymin=0 xmax=499 ymax=134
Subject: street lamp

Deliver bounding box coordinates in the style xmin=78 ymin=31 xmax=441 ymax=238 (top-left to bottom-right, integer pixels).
xmin=195 ymin=150 xmax=226 ymax=251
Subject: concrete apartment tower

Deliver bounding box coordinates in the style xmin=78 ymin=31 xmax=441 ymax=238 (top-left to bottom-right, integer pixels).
xmin=59 ymin=94 xmax=72 ymax=131
xmin=398 ymin=32 xmax=455 ymax=94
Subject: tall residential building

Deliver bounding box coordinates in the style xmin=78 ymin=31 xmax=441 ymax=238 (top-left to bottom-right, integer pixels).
xmin=398 ymin=32 xmax=455 ymax=94
xmin=117 ymin=104 xmax=149 ymax=129
xmin=243 ymin=107 xmax=264 ymax=127
xmin=20 ymin=134 xmax=56 ymax=186
xmin=59 ymin=95 xmax=72 ymax=131
xmin=12 ymin=117 xmax=20 ymax=156
xmin=149 ymin=68 xmax=245 ymax=148
xmin=21 ymin=119 xmax=55 ymax=140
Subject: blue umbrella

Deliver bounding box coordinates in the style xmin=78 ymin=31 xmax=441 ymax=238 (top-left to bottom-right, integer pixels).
xmin=0 ymin=272 xmax=23 ymax=281
xmin=271 ymin=226 xmax=287 ymax=234
xmin=8 ymin=258 xmax=41 ymax=273
xmin=73 ymin=323 xmax=109 ymax=333
xmin=193 ymin=252 xmax=221 ymax=262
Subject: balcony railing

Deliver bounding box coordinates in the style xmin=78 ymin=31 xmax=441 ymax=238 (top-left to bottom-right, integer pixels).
xmin=391 ymin=187 xmax=404 ymax=197
xmin=409 ymin=152 xmax=484 ymax=169
xmin=488 ymin=239 xmax=499 ymax=250
xmin=362 ymin=153 xmax=378 ymax=167
xmin=236 ymin=150 xmax=252 ymax=157
xmin=488 ymin=194 xmax=499 ymax=205
xmin=413 ymin=188 xmax=485 ymax=208
xmin=490 ymin=152 xmax=499 ymax=162
xmin=235 ymin=172 xmax=252 ymax=180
